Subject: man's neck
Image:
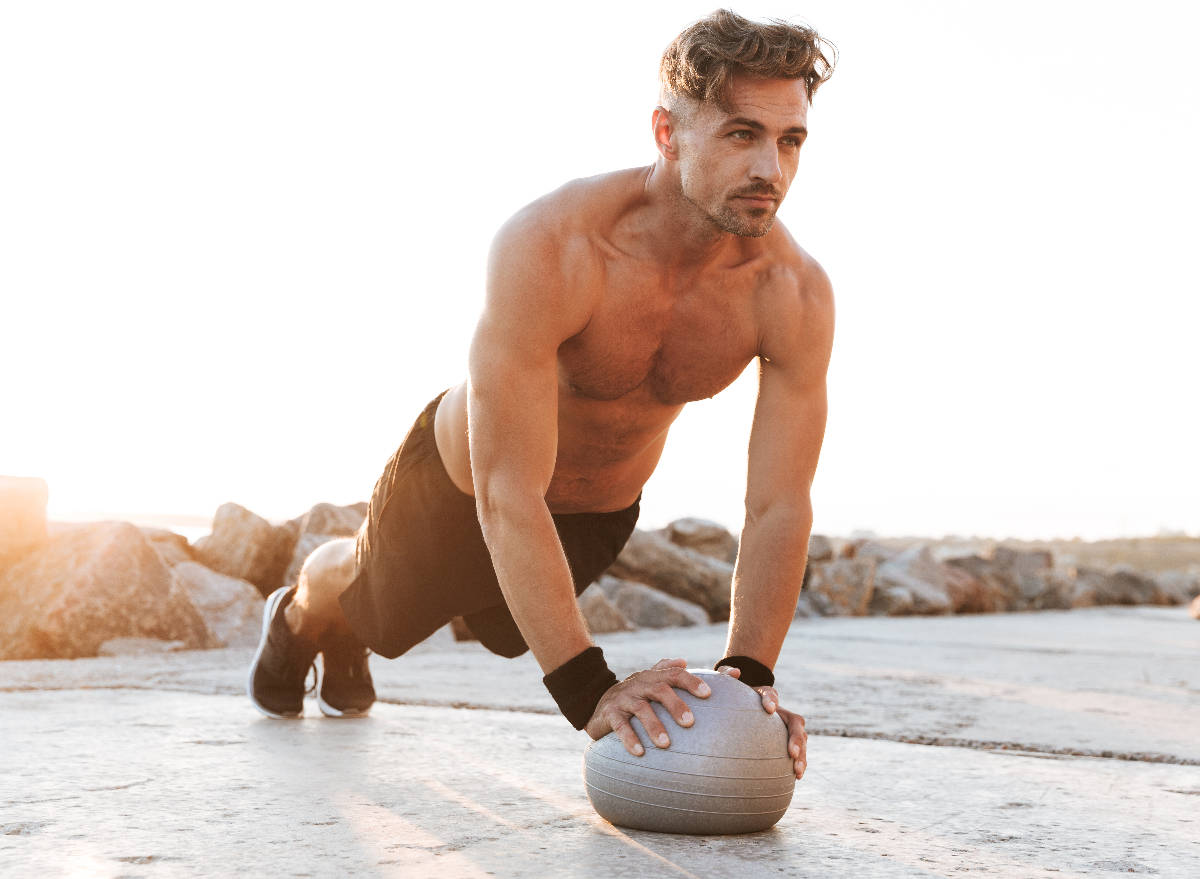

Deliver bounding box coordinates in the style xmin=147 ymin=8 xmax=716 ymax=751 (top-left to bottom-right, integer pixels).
xmin=633 ymin=160 xmax=739 ymax=269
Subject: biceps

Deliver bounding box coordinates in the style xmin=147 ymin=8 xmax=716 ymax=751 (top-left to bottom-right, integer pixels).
xmin=467 ymin=324 xmax=560 ymax=502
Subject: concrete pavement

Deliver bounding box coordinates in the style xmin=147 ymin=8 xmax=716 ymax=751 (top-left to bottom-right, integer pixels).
xmin=2 ymin=607 xmax=1198 ymax=877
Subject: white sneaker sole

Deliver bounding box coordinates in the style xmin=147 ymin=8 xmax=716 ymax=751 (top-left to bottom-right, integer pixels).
xmin=246 ymin=586 xmax=303 ymax=719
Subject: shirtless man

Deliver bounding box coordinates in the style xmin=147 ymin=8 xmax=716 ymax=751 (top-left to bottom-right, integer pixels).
xmin=248 ymin=10 xmax=835 ymax=784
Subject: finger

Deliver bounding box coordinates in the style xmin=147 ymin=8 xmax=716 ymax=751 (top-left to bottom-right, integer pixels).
xmin=645 ymin=682 xmax=695 ymax=728
xmin=788 ymin=716 xmax=808 ymax=779
xmin=659 ymin=666 xmax=710 ymax=698
xmin=762 ymin=687 xmax=779 ymax=713
xmin=790 ymin=728 xmax=808 ymax=760
xmin=716 ymin=665 xmax=742 ymax=679
xmin=627 ymin=699 xmax=673 ymax=748
xmin=610 ymin=716 xmax=645 ymax=758
xmin=652 ymin=658 xmax=688 ymax=671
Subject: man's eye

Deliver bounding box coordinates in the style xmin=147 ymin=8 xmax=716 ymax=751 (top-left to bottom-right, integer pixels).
xmin=782 ymin=138 xmax=801 ymax=147
xmin=731 ymin=130 xmax=752 ymax=139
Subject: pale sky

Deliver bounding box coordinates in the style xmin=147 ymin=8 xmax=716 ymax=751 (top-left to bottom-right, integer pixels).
xmin=2 ymin=1 xmax=1197 ymax=540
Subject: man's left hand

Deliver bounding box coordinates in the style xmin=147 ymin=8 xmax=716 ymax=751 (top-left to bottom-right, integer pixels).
xmin=717 ymin=665 xmax=806 ymax=780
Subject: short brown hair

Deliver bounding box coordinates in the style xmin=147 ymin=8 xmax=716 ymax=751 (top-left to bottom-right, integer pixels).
xmin=660 ymin=9 xmax=836 ymax=111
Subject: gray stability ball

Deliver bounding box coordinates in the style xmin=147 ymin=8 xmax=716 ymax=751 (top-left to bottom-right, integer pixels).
xmin=583 ymin=669 xmax=795 ymax=835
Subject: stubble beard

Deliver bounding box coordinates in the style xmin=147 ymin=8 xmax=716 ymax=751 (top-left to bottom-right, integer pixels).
xmin=681 ymin=188 xmax=779 ymax=239
xmin=710 ymin=202 xmax=777 ymax=238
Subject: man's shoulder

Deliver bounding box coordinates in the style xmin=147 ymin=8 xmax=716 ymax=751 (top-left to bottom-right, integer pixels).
xmin=754 ymin=223 xmax=834 ymax=313
xmin=493 ymin=167 xmax=650 ymax=257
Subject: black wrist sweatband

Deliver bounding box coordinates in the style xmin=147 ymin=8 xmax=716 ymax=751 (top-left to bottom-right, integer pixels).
xmin=543 ymin=646 xmax=619 ymax=730
xmin=716 ymin=655 xmax=775 ymax=689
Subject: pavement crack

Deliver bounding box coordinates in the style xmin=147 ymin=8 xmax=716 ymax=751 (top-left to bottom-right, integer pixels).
xmin=375 ymin=697 xmax=556 ymax=715
xmin=85 ymin=779 xmax=152 ymax=792
xmin=806 ymin=727 xmax=1200 ymax=765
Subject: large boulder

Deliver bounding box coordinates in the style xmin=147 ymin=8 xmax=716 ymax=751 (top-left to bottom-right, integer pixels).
xmin=0 ymin=476 xmax=49 ymax=569
xmin=139 ymin=527 xmax=194 ymax=568
xmin=807 ymin=534 xmax=834 ymax=563
xmin=945 ymin=548 xmax=1066 ymax=612
xmin=0 ymin=522 xmax=213 ymax=660
xmin=803 ymin=559 xmax=875 ymax=616
xmin=660 ymin=518 xmax=738 ymax=564
xmin=296 ymin=502 xmax=367 ymax=539
xmin=940 ymin=562 xmax=988 ymax=614
xmin=595 ymin=575 xmax=709 ymax=629
xmin=1071 ymin=565 xmax=1170 ymax=608
xmin=449 ymin=616 xmax=476 ymax=642
xmin=605 ymin=529 xmax=733 ymax=621
xmin=1153 ymin=571 xmax=1200 ymax=606
xmin=171 ymin=561 xmax=265 ymax=648
xmin=578 ymin=582 xmax=635 ymax=634
xmin=283 ymin=533 xmax=339 ymax=590
xmin=845 ymin=539 xmax=900 ymax=565
xmin=869 ymin=545 xmax=953 ymax=616
xmin=193 ymin=503 xmax=298 ymax=598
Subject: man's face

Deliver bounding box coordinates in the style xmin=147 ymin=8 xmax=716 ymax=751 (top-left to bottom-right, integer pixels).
xmin=671 ymin=76 xmax=810 ymax=238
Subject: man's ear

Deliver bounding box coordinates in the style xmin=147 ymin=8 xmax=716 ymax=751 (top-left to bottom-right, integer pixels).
xmin=652 ymin=107 xmax=680 ymax=160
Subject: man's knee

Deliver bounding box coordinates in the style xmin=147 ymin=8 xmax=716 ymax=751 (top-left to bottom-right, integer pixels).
xmin=300 ymin=538 xmax=357 ymax=595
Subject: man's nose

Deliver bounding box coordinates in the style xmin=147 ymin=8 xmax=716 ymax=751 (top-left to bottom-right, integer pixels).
xmin=749 ymin=144 xmax=783 ymax=185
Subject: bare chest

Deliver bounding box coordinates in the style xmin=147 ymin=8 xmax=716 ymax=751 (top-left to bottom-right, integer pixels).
xmin=557 ymin=264 xmax=759 ymax=406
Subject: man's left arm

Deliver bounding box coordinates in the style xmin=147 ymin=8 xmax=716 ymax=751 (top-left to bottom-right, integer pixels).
xmin=722 ymin=259 xmax=835 ymax=780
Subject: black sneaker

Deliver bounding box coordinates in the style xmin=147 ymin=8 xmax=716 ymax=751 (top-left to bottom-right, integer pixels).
xmin=316 ymin=631 xmax=375 ymax=718
xmin=247 ymin=586 xmax=319 ymax=719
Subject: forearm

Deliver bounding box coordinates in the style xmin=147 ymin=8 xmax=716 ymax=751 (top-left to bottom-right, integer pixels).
xmin=477 ymin=490 xmax=593 ymax=673
xmin=724 ymin=500 xmax=812 ymax=668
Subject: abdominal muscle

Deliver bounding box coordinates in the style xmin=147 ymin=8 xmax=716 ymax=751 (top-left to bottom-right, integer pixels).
xmin=433 ymin=380 xmax=678 ymax=514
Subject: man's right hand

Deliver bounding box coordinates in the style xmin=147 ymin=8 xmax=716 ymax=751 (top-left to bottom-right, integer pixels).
xmin=584 ymin=658 xmax=711 ymax=755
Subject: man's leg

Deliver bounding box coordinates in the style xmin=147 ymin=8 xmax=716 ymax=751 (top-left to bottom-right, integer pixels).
xmin=285 ymin=538 xmax=357 ymax=642
xmin=248 ymin=537 xmax=374 ymax=718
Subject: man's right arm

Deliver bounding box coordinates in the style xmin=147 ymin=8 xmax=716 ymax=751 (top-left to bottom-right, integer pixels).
xmin=467 ymin=213 xmax=595 ymax=676
xmin=467 ymin=211 xmax=710 ymax=752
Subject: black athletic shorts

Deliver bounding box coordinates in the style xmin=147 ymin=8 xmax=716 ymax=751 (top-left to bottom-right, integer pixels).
xmin=339 ymin=391 xmax=641 ymax=659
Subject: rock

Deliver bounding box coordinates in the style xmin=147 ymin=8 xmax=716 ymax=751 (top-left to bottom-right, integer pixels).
xmin=945 ymin=548 xmax=1066 ymax=613
xmin=661 ymin=518 xmax=738 ymax=564
xmin=595 ymin=575 xmax=709 ymax=629
xmin=1154 ymin=571 xmax=1200 ymax=606
xmin=1191 ymin=594 xmax=1200 ymax=620
xmin=605 ymin=529 xmax=732 ymax=621
xmin=171 ymin=561 xmax=265 ymax=648
xmin=0 ymin=476 xmax=49 ymax=569
xmin=0 ymin=521 xmax=213 ymax=660
xmin=193 ymin=503 xmax=298 ymax=598
xmin=1071 ymin=565 xmax=1170 ymax=608
xmin=578 ymin=583 xmax=635 ymax=633
xmin=297 ymin=502 xmax=366 ymax=538
xmin=97 ymin=637 xmax=187 ymax=657
xmin=449 ymin=616 xmax=477 ymax=642
xmin=807 ymin=534 xmax=834 ymax=563
xmin=941 ymin=562 xmax=987 ymax=613
xmin=1027 ymin=569 xmax=1076 ymax=611
xmin=869 ymin=545 xmax=953 ymax=616
xmin=283 ymin=533 xmax=339 ymax=591
xmin=793 ymin=593 xmax=816 ymax=618
xmin=138 ymin=526 xmax=194 ymax=567
xmin=847 ymin=540 xmax=900 ymax=565
xmin=803 ymin=559 xmax=875 ymax=616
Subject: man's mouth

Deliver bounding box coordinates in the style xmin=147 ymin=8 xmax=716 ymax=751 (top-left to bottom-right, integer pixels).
xmin=732 ymin=191 xmax=779 ymax=208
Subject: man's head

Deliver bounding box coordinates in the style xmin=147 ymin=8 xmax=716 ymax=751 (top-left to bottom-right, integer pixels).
xmin=655 ymin=10 xmax=835 ymax=238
